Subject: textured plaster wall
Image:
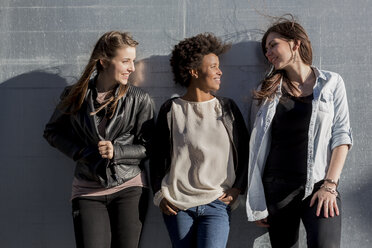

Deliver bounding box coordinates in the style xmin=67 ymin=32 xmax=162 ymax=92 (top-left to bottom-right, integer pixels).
xmin=0 ymin=0 xmax=370 ymax=247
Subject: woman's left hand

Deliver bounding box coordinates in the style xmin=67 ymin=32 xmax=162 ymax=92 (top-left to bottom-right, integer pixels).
xmin=98 ymin=140 xmax=114 ymax=159
xmin=310 ymin=186 xmax=339 ymax=218
xmin=219 ymin=188 xmax=241 ymax=205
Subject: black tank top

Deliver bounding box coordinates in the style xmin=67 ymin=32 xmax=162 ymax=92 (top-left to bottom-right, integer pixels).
xmin=263 ymin=93 xmax=313 ymax=183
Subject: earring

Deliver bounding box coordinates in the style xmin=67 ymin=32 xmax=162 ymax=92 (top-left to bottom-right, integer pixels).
xmin=292 ymin=53 xmax=297 ymax=63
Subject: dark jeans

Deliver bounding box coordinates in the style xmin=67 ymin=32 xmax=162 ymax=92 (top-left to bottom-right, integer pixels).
xmin=72 ymin=186 xmax=149 ymax=248
xmin=162 ymin=199 xmax=231 ymax=248
xmin=264 ymin=179 xmax=341 ymax=248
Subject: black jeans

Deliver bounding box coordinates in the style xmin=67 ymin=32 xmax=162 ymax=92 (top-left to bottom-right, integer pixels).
xmin=264 ymin=179 xmax=341 ymax=248
xmin=72 ymin=186 xmax=149 ymax=248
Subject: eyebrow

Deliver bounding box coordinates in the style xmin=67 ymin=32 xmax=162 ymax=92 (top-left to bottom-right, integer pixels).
xmin=265 ymin=40 xmax=275 ymax=50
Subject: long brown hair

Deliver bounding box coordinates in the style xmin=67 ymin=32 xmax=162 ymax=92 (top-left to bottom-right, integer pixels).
xmin=59 ymin=31 xmax=138 ymax=118
xmin=254 ymin=15 xmax=313 ymax=102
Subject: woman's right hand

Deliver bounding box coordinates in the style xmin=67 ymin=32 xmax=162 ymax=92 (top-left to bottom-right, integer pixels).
xmin=159 ymin=198 xmax=179 ymax=216
xmin=255 ymin=217 xmax=270 ymax=228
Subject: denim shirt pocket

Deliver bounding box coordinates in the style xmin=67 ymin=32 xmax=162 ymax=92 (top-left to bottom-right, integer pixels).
xmin=318 ymin=92 xmax=334 ymax=113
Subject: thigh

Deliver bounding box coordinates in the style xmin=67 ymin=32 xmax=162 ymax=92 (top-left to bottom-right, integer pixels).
xmin=267 ymin=204 xmax=301 ymax=248
xmin=264 ymin=180 xmax=303 ymax=248
xmin=162 ymin=208 xmax=197 ymax=248
xmin=302 ymin=194 xmax=342 ymax=248
xmin=109 ymin=187 xmax=149 ymax=248
xmin=72 ymin=196 xmax=111 ymax=248
xmin=196 ymin=200 xmax=231 ymax=248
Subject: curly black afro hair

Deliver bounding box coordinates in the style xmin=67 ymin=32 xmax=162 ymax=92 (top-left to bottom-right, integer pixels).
xmin=170 ymin=33 xmax=231 ymax=87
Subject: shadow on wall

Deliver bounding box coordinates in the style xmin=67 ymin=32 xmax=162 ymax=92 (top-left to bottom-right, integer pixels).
xmin=132 ymin=40 xmax=270 ymax=248
xmin=0 ymin=68 xmax=75 ymax=248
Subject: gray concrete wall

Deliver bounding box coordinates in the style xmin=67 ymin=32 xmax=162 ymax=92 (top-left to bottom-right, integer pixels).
xmin=0 ymin=0 xmax=370 ymax=247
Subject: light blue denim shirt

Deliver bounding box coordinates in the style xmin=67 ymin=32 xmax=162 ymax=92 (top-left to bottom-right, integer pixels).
xmin=245 ymin=67 xmax=353 ymax=221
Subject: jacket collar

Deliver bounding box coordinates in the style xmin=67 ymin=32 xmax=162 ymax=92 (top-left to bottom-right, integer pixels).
xmin=89 ymin=75 xmax=121 ymax=97
xmin=312 ymin=66 xmax=327 ymax=82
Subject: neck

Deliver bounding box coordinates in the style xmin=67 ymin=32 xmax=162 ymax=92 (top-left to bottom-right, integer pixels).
xmin=96 ymin=73 xmax=117 ymax=92
xmin=182 ymin=82 xmax=214 ymax=102
xmin=285 ymin=62 xmax=313 ymax=85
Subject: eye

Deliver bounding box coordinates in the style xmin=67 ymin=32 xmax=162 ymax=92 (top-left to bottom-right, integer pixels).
xmin=266 ymin=42 xmax=277 ymax=51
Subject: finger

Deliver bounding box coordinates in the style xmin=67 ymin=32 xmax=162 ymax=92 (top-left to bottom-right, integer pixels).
xmin=98 ymin=145 xmax=108 ymax=151
xmin=219 ymin=197 xmax=230 ymax=204
xmin=99 ymin=146 xmax=112 ymax=154
xmin=309 ymin=193 xmax=317 ymax=207
xmin=316 ymin=198 xmax=323 ymax=217
xmin=161 ymin=199 xmax=178 ymax=215
xmin=169 ymin=204 xmax=179 ymax=212
xmin=329 ymin=200 xmax=335 ymax=217
xmin=218 ymin=193 xmax=226 ymax=200
xmin=323 ymin=200 xmax=329 ymax=218
xmin=333 ymin=200 xmax=340 ymax=216
xmin=98 ymin=141 xmax=107 ymax=146
xmin=160 ymin=206 xmax=169 ymax=215
xmin=98 ymin=149 xmax=109 ymax=156
xmin=258 ymin=222 xmax=270 ymax=228
xmin=159 ymin=202 xmax=169 ymax=215
xmin=255 ymin=219 xmax=269 ymax=228
xmin=98 ymin=141 xmax=111 ymax=147
xmin=166 ymin=205 xmax=178 ymax=215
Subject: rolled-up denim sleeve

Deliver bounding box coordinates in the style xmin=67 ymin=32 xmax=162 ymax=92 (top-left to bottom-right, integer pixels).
xmin=331 ymin=75 xmax=353 ymax=150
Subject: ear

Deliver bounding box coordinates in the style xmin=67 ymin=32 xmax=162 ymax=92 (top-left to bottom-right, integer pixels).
xmin=189 ymin=69 xmax=198 ymax=79
xmin=293 ymin=39 xmax=301 ymax=51
xmin=99 ymin=59 xmax=108 ymax=69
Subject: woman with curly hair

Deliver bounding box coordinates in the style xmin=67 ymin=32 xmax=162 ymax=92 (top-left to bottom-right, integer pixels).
xmin=246 ymin=16 xmax=353 ymax=247
xmin=150 ymin=33 xmax=249 ymax=248
xmin=43 ymin=31 xmax=154 ymax=248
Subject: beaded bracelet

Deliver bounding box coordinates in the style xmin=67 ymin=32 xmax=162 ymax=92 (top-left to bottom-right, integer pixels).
xmin=320 ymin=184 xmax=338 ymax=197
xmin=324 ymin=178 xmax=338 ymax=187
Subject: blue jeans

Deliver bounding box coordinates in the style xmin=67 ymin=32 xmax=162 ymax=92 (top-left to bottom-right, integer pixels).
xmin=163 ymin=199 xmax=231 ymax=248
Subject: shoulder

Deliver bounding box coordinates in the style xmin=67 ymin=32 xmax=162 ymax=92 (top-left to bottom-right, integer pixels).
xmin=315 ymin=67 xmax=344 ymax=85
xmin=215 ymin=96 xmax=238 ymax=109
xmin=127 ymin=84 xmax=149 ymax=98
xmin=215 ymin=96 xmax=245 ymax=117
xmin=126 ymin=85 xmax=154 ymax=104
xmin=159 ymin=97 xmax=179 ymax=113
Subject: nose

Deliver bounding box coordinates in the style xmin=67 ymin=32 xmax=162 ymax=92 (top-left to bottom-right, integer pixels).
xmin=129 ymin=61 xmax=135 ymax=72
xmin=217 ymin=67 xmax=222 ymax=76
xmin=265 ymin=49 xmax=271 ymax=58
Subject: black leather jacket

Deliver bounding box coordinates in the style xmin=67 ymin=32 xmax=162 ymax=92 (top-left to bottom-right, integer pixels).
xmin=150 ymin=96 xmax=249 ymax=195
xmin=44 ymin=80 xmax=155 ymax=188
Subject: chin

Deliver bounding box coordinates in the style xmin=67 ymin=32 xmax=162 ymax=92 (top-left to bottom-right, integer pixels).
xmin=118 ymin=80 xmax=129 ymax=85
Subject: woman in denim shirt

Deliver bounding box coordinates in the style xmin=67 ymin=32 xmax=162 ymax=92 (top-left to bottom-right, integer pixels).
xmin=246 ymin=16 xmax=353 ymax=248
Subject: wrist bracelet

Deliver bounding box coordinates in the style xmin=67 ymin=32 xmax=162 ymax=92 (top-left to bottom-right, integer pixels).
xmin=324 ymin=178 xmax=338 ymax=187
xmin=320 ymin=184 xmax=338 ymax=196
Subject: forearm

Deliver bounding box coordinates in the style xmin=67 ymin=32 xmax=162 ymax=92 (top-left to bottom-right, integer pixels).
xmin=113 ymin=143 xmax=148 ymax=161
xmin=325 ymin=144 xmax=349 ymax=182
